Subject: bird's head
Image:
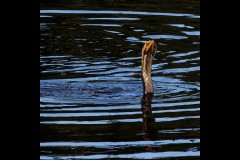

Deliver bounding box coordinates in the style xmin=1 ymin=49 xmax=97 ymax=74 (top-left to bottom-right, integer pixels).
xmin=142 ymin=40 xmax=157 ymax=57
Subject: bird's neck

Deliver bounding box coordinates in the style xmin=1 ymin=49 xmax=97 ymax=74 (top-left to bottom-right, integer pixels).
xmin=141 ymin=52 xmax=154 ymax=94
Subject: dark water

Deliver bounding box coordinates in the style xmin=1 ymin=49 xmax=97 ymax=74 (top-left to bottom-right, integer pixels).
xmin=40 ymin=0 xmax=200 ymax=159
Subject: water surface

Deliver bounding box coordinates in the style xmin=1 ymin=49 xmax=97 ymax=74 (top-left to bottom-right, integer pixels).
xmin=40 ymin=0 xmax=200 ymax=159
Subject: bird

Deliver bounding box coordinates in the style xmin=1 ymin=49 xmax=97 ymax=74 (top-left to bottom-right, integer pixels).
xmin=141 ymin=40 xmax=157 ymax=95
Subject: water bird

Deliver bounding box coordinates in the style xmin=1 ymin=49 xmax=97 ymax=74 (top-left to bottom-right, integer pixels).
xmin=141 ymin=40 xmax=157 ymax=94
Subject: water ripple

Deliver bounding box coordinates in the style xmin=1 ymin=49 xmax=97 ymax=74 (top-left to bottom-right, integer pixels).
xmin=80 ymin=24 xmax=122 ymax=27
xmin=142 ymin=35 xmax=188 ymax=40
xmin=41 ymin=151 xmax=200 ymax=159
xmin=41 ymin=139 xmax=199 ymax=148
xmin=41 ymin=116 xmax=199 ymax=124
xmin=84 ymin=17 xmax=140 ymax=21
xmin=40 ymin=10 xmax=200 ymax=18
xmin=182 ymin=31 xmax=200 ymax=36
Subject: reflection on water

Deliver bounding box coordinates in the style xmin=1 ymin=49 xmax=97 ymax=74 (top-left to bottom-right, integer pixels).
xmin=40 ymin=0 xmax=199 ymax=159
xmin=141 ymin=93 xmax=157 ymax=151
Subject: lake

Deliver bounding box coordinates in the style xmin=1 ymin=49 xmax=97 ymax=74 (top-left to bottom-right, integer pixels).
xmin=40 ymin=0 xmax=200 ymax=159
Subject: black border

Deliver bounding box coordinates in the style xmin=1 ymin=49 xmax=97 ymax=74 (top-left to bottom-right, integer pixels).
xmin=5 ymin=0 xmax=40 ymax=159
xmin=201 ymin=0 xmax=235 ymax=159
